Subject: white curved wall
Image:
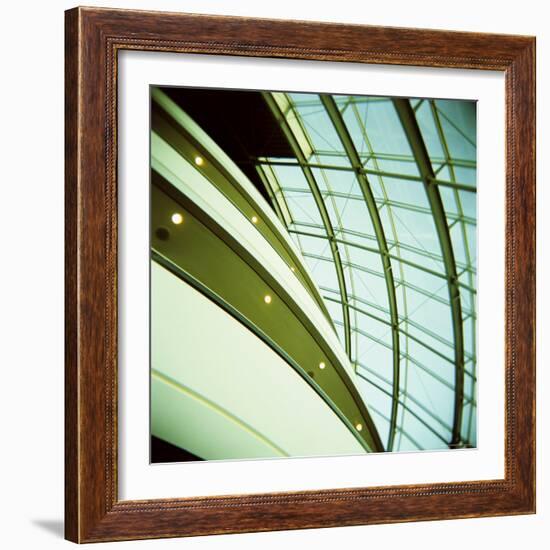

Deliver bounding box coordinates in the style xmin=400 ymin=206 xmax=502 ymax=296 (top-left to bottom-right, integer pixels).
xmin=151 ymin=261 xmax=366 ymax=459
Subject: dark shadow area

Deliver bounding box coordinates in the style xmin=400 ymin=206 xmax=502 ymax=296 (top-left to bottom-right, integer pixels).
xmin=151 ymin=435 xmax=204 ymax=463
xmin=163 ymin=86 xmax=293 ymax=203
xmin=31 ymin=519 xmax=64 ymax=539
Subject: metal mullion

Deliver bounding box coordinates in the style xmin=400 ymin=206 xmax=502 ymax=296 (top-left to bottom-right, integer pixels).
xmin=429 ymin=177 xmax=476 ymax=193
xmin=434 ymin=106 xmax=477 ymax=149
xmin=347 ymin=96 xmax=392 ymax=105
xmin=315 ymin=253 xmax=464 ymax=310
xmin=340 ymin=321 xmax=474 ymax=395
xmin=324 ymin=295 xmax=391 ymax=327
xmin=255 ymin=165 xmax=285 ymax=222
xmin=285 ymin=188 xmax=477 ymax=226
xmin=266 ymin=164 xmax=294 ymax=226
xmin=258 ymin=158 xmax=475 ymax=193
xmin=322 ymin=284 xmax=391 ymax=317
xmin=322 ymin=93 xmax=401 ymax=451
xmin=367 ymin=405 xmax=424 ymax=451
xmin=335 ymin=321 xmax=461 ymax=396
xmin=430 ymin=100 xmax=477 ymax=444
xmin=316 ymin=151 xmax=360 ymax=360
xmin=303 ymin=251 xmax=382 ymax=280
xmin=394 ymin=98 xmax=466 ymax=447
xmin=291 ymin=227 xmax=476 ymax=293
xmin=357 ymin=372 xmax=449 ymax=444
xmin=401 ymin=314 xmax=476 ymax=364
xmin=286 ymin=98 xmax=388 ymax=109
xmin=258 ymin=159 xmax=353 ymax=173
xmin=302 ymin=221 xmax=476 ymax=276
xmin=356 ymin=362 xmax=454 ymax=433
xmin=314 ymin=149 xmax=477 ymax=169
xmin=413 ymin=99 xmax=425 ymax=112
xmin=375 ymin=197 xmax=475 ymax=224
xmin=337 ymin=287 xmax=476 ymax=364
xmin=325 ymin=294 xmax=456 ymax=365
xmin=336 ymin=238 xmax=476 ymax=294
xmin=264 ymin=92 xmax=352 ymax=358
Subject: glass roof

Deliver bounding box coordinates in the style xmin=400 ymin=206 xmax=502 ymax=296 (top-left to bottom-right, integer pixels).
xmin=257 ymin=92 xmax=477 ymax=452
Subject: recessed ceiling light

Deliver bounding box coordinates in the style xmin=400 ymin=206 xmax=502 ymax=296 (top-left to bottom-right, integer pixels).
xmin=264 ymin=295 xmax=272 ymax=304
xmin=194 ymin=156 xmax=204 ymax=166
xmin=319 ymin=361 xmax=326 ymax=370
xmin=171 ymin=213 xmax=183 ymax=225
xmin=290 ymin=266 xmax=296 ymax=272
xmin=356 ymin=423 xmax=363 ymax=432
xmin=251 ymin=215 xmax=259 ymax=224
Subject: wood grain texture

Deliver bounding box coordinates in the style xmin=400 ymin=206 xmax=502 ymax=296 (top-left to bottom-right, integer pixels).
xmin=64 ymin=6 xmax=536 ymax=543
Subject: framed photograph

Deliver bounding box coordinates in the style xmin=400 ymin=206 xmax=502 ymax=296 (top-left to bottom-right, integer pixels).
xmin=65 ymin=6 xmax=536 ymax=543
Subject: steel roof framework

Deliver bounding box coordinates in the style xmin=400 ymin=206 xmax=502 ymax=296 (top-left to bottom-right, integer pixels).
xmin=260 ymin=92 xmax=477 ymax=451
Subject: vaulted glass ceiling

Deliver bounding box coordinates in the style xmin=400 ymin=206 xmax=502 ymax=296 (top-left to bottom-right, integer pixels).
xmin=256 ymin=92 xmax=477 ymax=452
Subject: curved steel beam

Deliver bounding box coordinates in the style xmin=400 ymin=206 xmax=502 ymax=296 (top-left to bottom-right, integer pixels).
xmin=429 ymin=100 xmax=477 ymax=445
xmin=321 ymin=95 xmax=401 ymax=451
xmin=151 ymin=90 xmax=334 ymax=325
xmin=393 ymin=98 xmax=465 ymax=447
xmin=151 ymin=177 xmax=384 ymax=453
xmin=263 ymin=92 xmax=352 ymax=359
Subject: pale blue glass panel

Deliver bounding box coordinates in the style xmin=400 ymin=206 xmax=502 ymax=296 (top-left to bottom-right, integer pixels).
xmin=400 ymin=411 xmax=445 ymax=450
xmin=289 ymin=220 xmax=326 ymax=238
xmin=454 ymin=166 xmax=476 ymax=186
xmin=346 ymin=246 xmax=385 ymax=276
xmin=312 ymin=167 xmax=358 ymax=194
xmin=406 ymin=367 xmax=454 ymax=430
xmin=415 ymin=100 xmax=445 ymax=161
xmin=355 ymin=335 xmax=393 ymax=370
xmin=292 ymin=101 xmax=343 ymax=153
xmin=466 ymin=223 xmax=477 ymax=264
xmin=270 ymin=163 xmax=310 ymax=191
xmin=304 ymin=254 xmax=340 ymax=294
xmin=375 ymin=158 xmax=421 ymax=178
xmin=349 ymin=266 xmax=389 ymax=312
xmin=450 ymin=221 xmax=468 ymax=265
xmin=380 ymin=177 xmax=429 ymax=209
xmin=435 ymin=99 xmax=477 ymax=161
xmin=284 ymin=192 xmax=323 ymax=225
xmin=407 ymin=297 xmax=454 ymax=346
xmin=297 ymin=233 xmax=330 ymax=257
xmin=463 ymin=313 xmax=476 ymax=359
xmin=439 ymin=186 xmax=459 ymax=215
xmin=359 ymin=100 xmax=413 ymax=156
xmin=406 ymin=322 xmax=454 ymax=359
xmin=325 ymin=298 xmax=344 ymax=326
xmin=459 ymin=189 xmax=477 ymax=219
xmin=357 ymin=377 xmax=392 ymax=443
xmin=349 ymin=294 xmax=391 ymax=326
xmin=402 ymin=394 xmax=452 ymax=442
xmin=391 ymin=245 xmax=446 ymax=275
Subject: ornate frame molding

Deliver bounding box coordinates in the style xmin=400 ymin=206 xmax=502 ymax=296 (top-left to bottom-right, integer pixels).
xmin=65 ymin=7 xmax=535 ymax=542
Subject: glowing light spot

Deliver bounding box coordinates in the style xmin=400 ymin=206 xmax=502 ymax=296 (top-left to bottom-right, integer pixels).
xmin=251 ymin=216 xmax=259 ymax=224
xmin=356 ymin=423 xmax=363 ymax=432
xmin=171 ymin=213 xmax=183 ymax=225
xmin=264 ymin=295 xmax=272 ymax=304
xmin=319 ymin=361 xmax=326 ymax=370
xmin=194 ymin=156 xmax=204 ymax=166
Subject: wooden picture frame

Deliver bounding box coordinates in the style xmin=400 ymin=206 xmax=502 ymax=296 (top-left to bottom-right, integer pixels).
xmin=65 ymin=6 xmax=536 ymax=543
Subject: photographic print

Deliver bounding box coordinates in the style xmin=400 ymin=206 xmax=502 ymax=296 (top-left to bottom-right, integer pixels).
xmin=64 ymin=9 xmax=536 ymax=540
xmin=149 ymin=86 xmax=477 ymax=462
